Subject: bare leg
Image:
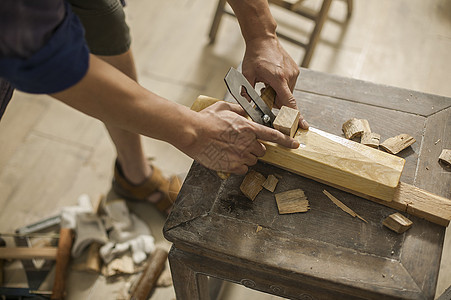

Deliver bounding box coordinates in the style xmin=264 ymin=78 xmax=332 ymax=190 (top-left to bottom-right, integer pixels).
xmin=97 ymin=49 xmax=152 ymax=185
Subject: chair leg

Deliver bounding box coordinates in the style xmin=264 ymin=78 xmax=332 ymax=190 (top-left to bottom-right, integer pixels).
xmin=301 ymin=0 xmax=332 ymax=68
xmin=346 ymin=0 xmax=353 ymax=19
xmin=208 ymin=0 xmax=228 ymax=44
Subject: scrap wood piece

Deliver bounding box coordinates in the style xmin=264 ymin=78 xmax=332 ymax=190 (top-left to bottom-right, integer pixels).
xmin=273 ymin=106 xmax=300 ymax=138
xmin=360 ymin=119 xmax=371 ymax=134
xmin=323 ymin=190 xmax=368 ymax=223
xmin=380 ymin=134 xmax=416 ymax=154
xmin=262 ymin=174 xmax=279 ymax=192
xmin=342 ymin=118 xmax=367 ymax=139
xmin=275 ymin=189 xmax=310 ymax=214
xmin=240 ymin=170 xmax=266 ymax=200
xmin=382 ymin=213 xmax=413 ymax=233
xmin=361 ymin=132 xmax=380 ymax=148
xmin=439 ymin=149 xmax=451 ymax=166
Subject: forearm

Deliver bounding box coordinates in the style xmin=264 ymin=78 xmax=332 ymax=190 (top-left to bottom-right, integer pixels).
xmin=51 ymin=54 xmax=198 ymax=151
xmin=227 ymin=0 xmax=277 ymax=43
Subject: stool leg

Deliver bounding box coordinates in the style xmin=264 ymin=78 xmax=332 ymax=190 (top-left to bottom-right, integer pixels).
xmin=168 ymin=246 xmax=211 ymax=300
xmin=301 ymin=0 xmax=332 ymax=68
xmin=346 ymin=0 xmax=353 ymax=19
xmin=208 ymin=0 xmax=228 ymax=44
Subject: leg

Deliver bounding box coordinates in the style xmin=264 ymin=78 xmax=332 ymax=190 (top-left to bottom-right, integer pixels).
xmin=208 ymin=0 xmax=227 ymax=44
xmin=168 ymin=246 xmax=211 ymax=300
xmin=301 ymin=0 xmax=332 ymax=68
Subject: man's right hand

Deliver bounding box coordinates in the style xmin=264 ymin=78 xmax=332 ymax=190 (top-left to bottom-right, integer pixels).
xmin=185 ymin=101 xmax=299 ymax=175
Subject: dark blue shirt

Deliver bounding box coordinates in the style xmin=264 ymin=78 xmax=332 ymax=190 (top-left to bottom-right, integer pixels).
xmin=0 ymin=0 xmax=90 ymax=120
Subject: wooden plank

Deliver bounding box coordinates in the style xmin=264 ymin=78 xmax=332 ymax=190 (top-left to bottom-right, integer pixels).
xmin=262 ymin=127 xmax=404 ymax=202
xmin=0 ymin=247 xmax=57 ymax=260
xmin=190 ymin=95 xmax=451 ymax=226
xmin=191 ymin=95 xmax=405 ymax=202
xmin=295 ymin=68 xmax=451 ymax=117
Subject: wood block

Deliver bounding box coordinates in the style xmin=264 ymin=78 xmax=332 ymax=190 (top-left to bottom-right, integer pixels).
xmin=380 ymin=134 xmax=416 ymax=154
xmin=382 ymin=212 xmax=413 ymax=233
xmin=240 ymin=170 xmax=266 ymax=200
xmin=275 ymin=189 xmax=310 ymax=214
xmin=262 ymin=127 xmax=405 ymax=202
xmin=439 ymin=149 xmax=451 ymax=166
xmin=361 ymin=132 xmax=380 ymax=148
xmin=273 ymin=106 xmax=300 ymax=137
xmin=342 ymin=118 xmax=365 ymax=139
xmin=262 ymin=174 xmax=279 ymax=192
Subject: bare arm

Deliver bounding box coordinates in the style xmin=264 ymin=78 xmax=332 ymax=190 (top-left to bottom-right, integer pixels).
xmin=227 ymin=0 xmax=309 ymax=129
xmin=51 ymin=54 xmax=299 ymax=174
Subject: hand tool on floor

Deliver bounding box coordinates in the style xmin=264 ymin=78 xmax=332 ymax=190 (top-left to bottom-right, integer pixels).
xmin=224 ymin=67 xmax=276 ymax=127
xmin=128 ymin=248 xmax=168 ymax=300
xmin=14 ymin=215 xmax=61 ymax=291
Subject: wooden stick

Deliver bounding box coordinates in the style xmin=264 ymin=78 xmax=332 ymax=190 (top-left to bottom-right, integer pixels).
xmin=0 ymin=247 xmax=58 ymax=260
xmin=51 ymin=228 xmax=74 ymax=300
xmin=323 ymin=190 xmax=367 ymax=223
xmin=129 ymin=248 xmax=168 ymax=300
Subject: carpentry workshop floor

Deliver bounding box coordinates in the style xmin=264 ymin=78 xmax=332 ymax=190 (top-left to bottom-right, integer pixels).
xmin=1 ymin=0 xmax=450 ymax=299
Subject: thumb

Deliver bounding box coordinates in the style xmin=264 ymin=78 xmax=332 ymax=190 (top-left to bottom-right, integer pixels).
xmin=253 ymin=123 xmax=299 ymax=149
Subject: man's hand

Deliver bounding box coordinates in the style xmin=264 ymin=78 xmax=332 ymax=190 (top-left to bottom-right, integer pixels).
xmin=187 ymin=101 xmax=299 ymax=175
xmin=227 ymin=0 xmax=309 ymax=130
xmin=242 ymin=37 xmax=309 ymax=130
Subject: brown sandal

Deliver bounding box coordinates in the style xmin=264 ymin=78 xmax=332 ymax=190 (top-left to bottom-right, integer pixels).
xmin=112 ymin=160 xmax=181 ymax=215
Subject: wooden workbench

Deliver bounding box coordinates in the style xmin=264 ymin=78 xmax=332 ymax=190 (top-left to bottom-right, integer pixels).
xmin=164 ymin=68 xmax=451 ymax=299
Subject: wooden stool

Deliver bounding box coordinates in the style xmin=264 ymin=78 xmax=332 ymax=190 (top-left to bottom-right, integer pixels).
xmin=164 ymin=68 xmax=450 ymax=299
xmin=208 ymin=0 xmax=353 ymax=67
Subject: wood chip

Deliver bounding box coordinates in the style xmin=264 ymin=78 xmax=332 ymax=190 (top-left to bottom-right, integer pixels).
xmin=382 ymin=213 xmax=413 ymax=233
xmin=256 ymin=225 xmax=263 ymax=233
xmin=273 ymin=106 xmax=300 ymax=137
xmin=322 ymin=190 xmax=367 ymax=223
xmin=361 ymin=132 xmax=380 ymax=148
xmin=342 ymin=118 xmax=367 ymax=139
xmin=262 ymin=175 xmax=279 ymax=192
xmin=439 ymin=149 xmax=451 ymax=166
xmin=380 ymin=134 xmax=416 ymax=154
xmin=275 ymin=189 xmax=310 ymax=214
xmin=360 ymin=119 xmax=371 ymax=133
xmin=240 ymin=170 xmax=266 ymax=200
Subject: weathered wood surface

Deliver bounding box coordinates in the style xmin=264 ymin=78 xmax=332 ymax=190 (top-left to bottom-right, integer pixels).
xmin=165 ymin=69 xmax=451 ymax=300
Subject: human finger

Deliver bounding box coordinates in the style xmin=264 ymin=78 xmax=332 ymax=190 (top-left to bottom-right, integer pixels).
xmin=253 ymin=123 xmax=299 ymax=149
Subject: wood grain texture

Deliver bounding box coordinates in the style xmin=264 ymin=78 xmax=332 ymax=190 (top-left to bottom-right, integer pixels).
xmin=262 ymin=127 xmax=405 ymax=202
xmin=383 ymin=213 xmax=413 ymax=233
xmin=191 ymin=96 xmax=405 ymax=202
xmin=239 ymin=170 xmax=265 ymax=201
xmin=262 ymin=175 xmax=278 ymax=192
xmin=361 ymin=132 xmax=380 ymax=148
xmin=0 ymin=247 xmax=57 ymax=260
xmin=342 ymin=118 xmax=365 ymax=139
xmin=275 ymin=189 xmax=309 ymax=214
xmin=380 ymin=134 xmax=416 ymax=154
xmin=273 ymin=106 xmax=300 ymax=137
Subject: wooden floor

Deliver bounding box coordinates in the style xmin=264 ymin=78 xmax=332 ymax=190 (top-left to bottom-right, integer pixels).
xmin=1 ymin=0 xmax=450 ymax=299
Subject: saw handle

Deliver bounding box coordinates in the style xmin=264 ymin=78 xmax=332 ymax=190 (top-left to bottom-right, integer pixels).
xmin=51 ymin=228 xmax=73 ymax=300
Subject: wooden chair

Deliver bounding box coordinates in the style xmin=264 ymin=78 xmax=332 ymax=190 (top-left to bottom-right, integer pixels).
xmin=208 ymin=0 xmax=353 ymax=68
